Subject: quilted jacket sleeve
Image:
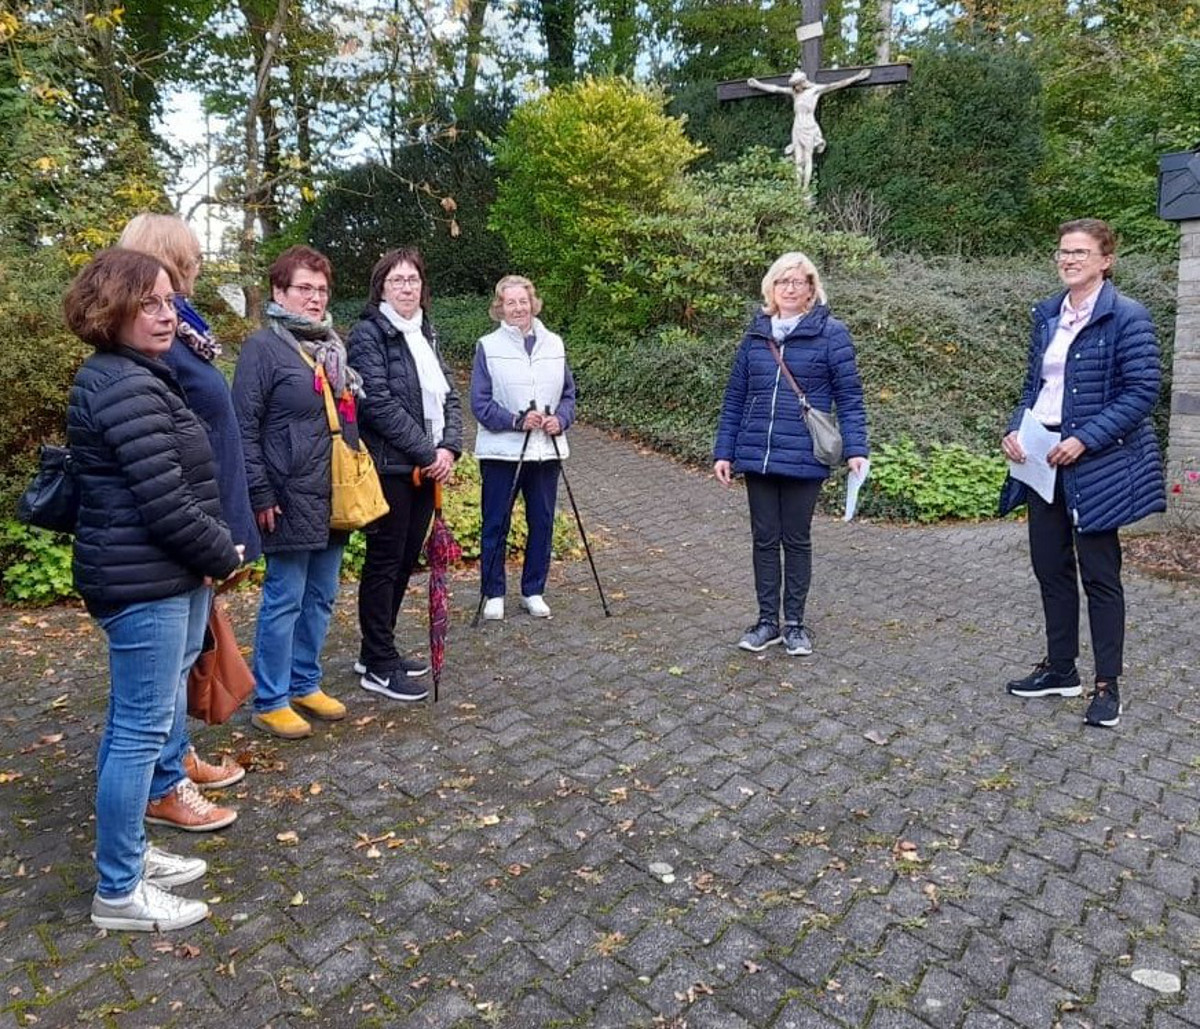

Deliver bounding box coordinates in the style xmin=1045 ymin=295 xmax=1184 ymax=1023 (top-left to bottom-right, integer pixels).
xmin=349 ymin=319 xmax=438 ymax=467
xmin=232 ymin=332 xmax=277 ymax=513
xmin=96 ymin=375 xmax=239 ymax=579
xmin=713 ymin=338 xmax=750 ymax=462
xmin=1073 ymin=300 xmax=1160 ymax=453
xmin=827 ymin=322 xmax=869 ymax=459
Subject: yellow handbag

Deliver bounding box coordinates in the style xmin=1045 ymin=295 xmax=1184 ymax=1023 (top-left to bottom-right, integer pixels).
xmin=308 ymin=358 xmax=390 ymax=531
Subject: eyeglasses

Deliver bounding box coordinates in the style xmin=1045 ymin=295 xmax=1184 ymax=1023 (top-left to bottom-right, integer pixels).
xmin=138 ymin=293 xmax=181 ymax=316
xmin=287 ymin=283 xmax=330 ymax=299
xmin=1053 ymin=248 xmax=1094 ymax=263
xmin=385 ymin=275 xmax=421 ymax=289
xmin=775 ymin=277 xmax=811 ymax=291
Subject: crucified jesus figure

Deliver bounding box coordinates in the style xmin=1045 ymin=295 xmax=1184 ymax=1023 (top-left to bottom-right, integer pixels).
xmin=746 ymin=68 xmax=870 ymax=189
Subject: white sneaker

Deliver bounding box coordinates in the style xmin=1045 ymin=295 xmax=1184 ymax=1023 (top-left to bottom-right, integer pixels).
xmin=143 ymin=845 xmax=207 ymax=889
xmin=91 ymin=879 xmax=209 ymax=932
xmin=483 ymin=597 xmax=504 ymax=620
xmin=520 ymin=595 xmax=551 ymax=618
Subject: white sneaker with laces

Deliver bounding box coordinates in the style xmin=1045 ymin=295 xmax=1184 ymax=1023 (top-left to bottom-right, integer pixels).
xmin=143 ymin=845 xmax=207 ymax=888
xmin=91 ymin=879 xmax=209 ymax=932
xmin=520 ymin=595 xmax=551 ymax=618
xmin=483 ymin=597 xmax=504 ymax=620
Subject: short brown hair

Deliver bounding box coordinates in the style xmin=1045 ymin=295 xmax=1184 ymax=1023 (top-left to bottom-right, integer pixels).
xmin=368 ymin=248 xmax=429 ymax=312
xmin=118 ymin=213 xmax=200 ymax=292
xmin=489 ymin=275 xmax=544 ymax=322
xmin=1059 ymin=218 xmax=1117 ymax=279
xmin=63 ymin=249 xmax=167 ymax=351
xmin=268 ymin=245 xmax=333 ymax=293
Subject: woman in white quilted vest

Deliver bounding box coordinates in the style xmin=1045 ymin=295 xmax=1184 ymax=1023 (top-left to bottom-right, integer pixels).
xmin=470 ymin=275 xmax=576 ymax=620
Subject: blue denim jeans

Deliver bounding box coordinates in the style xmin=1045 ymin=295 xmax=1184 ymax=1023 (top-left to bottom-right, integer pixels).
xmin=253 ymin=544 xmax=344 ymax=713
xmin=94 ymin=586 xmax=209 ymax=898
xmin=156 ymin=584 xmax=214 ymax=799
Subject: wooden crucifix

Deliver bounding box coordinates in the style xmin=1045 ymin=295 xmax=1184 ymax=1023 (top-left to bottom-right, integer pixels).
xmin=717 ymin=0 xmax=911 ymax=189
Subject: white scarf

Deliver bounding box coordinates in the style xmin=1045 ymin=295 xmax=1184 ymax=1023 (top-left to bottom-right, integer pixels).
xmin=380 ymin=302 xmax=449 ymax=447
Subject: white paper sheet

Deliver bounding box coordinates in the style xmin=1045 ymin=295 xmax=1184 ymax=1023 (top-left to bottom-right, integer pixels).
xmin=843 ymin=459 xmax=870 ymax=522
xmin=1008 ymin=409 xmax=1060 ymax=504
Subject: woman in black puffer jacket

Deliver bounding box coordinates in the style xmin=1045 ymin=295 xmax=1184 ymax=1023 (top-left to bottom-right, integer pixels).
xmin=346 ymin=248 xmax=461 ymax=700
xmin=66 ymin=249 xmax=241 ymax=934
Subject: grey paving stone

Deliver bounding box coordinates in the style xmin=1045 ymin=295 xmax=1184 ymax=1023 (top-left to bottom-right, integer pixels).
xmin=5 ymin=422 xmax=1200 ymax=1029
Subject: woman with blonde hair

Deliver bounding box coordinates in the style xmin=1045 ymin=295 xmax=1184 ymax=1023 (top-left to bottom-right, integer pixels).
xmin=470 ymin=275 xmax=576 ymax=620
xmin=713 ymin=252 xmax=868 ymax=655
xmin=118 ymin=213 xmax=259 ymax=827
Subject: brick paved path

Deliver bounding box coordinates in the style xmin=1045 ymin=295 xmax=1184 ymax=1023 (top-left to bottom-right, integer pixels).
xmin=2 ymin=423 xmax=1198 ymax=1029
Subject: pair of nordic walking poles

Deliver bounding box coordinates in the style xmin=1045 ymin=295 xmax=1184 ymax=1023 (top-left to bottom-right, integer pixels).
xmin=471 ymin=401 xmax=611 ymax=627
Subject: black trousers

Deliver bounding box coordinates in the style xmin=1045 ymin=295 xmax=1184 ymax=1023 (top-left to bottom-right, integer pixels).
xmin=1027 ymin=477 xmax=1124 ymax=679
xmin=745 ymin=473 xmax=822 ymax=626
xmin=357 ymin=473 xmax=434 ymax=671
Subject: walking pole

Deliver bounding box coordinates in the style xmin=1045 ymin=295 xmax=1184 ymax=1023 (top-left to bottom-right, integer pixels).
xmin=546 ymin=406 xmax=611 ymax=617
xmin=472 ymin=401 xmax=537 ymax=627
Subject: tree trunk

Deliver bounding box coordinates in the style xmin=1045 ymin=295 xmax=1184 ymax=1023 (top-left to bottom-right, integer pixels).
xmin=539 ymin=0 xmax=577 ymax=87
xmin=239 ymin=0 xmax=288 ymax=310
xmin=456 ymin=0 xmax=491 ymax=122
xmin=877 ymin=0 xmax=893 ymax=64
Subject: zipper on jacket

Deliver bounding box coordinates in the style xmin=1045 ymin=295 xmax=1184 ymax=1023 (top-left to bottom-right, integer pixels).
xmin=762 ymin=341 xmax=783 ymax=474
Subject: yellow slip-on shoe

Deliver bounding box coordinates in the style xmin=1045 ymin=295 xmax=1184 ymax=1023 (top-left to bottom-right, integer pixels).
xmin=292 ymin=689 xmax=346 ymax=722
xmin=251 ymin=707 xmax=313 ymax=739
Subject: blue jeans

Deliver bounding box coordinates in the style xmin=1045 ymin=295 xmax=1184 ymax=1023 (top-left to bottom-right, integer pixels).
xmin=157 ymin=585 xmax=214 ymax=797
xmin=479 ymin=460 xmax=560 ymax=598
xmin=253 ymin=544 xmax=344 ymax=712
xmin=94 ymin=586 xmax=209 ymax=898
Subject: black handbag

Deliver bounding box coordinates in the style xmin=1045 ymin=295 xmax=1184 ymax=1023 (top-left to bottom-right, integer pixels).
xmin=17 ymin=445 xmax=80 ymax=534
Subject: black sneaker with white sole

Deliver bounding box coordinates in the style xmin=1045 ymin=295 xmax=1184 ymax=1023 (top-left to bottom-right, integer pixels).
xmin=1083 ymin=680 xmax=1121 ymax=727
xmin=355 ymin=656 xmax=430 ymax=678
xmin=1006 ymin=659 xmax=1082 ymax=698
xmin=359 ymin=668 xmax=430 ymax=702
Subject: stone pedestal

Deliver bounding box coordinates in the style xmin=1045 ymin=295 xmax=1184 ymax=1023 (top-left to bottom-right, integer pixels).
xmin=1166 ymin=218 xmax=1200 ymax=525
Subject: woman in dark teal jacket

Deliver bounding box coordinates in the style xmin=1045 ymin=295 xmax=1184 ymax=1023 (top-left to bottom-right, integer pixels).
xmin=713 ymin=251 xmax=868 ymax=657
xmin=1000 ymin=218 xmax=1165 ymax=729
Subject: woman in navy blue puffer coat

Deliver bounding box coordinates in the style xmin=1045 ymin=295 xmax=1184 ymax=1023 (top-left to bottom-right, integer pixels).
xmin=714 ymin=252 xmax=868 ymax=657
xmin=1000 ymin=218 xmax=1165 ymax=730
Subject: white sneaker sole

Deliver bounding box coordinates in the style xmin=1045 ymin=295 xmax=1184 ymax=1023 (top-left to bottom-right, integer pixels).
xmin=738 ymin=637 xmax=782 ymax=653
xmin=91 ymin=905 xmax=209 ymax=932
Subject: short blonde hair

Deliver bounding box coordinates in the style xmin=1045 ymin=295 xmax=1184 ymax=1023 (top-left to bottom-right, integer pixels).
xmin=489 ymin=275 xmax=544 ymax=322
xmin=760 ymin=252 xmax=826 ymax=315
xmin=118 ymin=213 xmax=200 ymax=292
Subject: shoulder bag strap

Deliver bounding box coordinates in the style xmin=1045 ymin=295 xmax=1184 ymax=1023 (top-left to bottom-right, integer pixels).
xmin=296 ymin=349 xmax=342 ymax=436
xmin=765 ymin=337 xmax=811 ymax=412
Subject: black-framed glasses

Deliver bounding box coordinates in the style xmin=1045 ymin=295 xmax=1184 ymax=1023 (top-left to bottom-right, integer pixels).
xmin=384 ymin=275 xmax=421 ymax=288
xmin=1053 ymin=248 xmax=1094 ymax=263
xmin=775 ymin=277 xmax=811 ymax=291
xmin=138 ymin=293 xmax=181 ymax=316
xmin=287 ymin=283 xmax=330 ymax=299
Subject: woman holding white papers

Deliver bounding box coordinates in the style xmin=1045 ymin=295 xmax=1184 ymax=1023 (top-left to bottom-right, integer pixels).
xmin=1000 ymin=219 xmax=1165 ymax=728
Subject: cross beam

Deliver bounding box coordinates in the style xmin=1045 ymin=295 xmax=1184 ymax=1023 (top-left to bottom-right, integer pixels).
xmin=717 ymin=63 xmax=910 ymax=102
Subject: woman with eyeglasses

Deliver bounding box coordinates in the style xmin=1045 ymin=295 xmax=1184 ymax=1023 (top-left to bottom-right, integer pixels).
xmin=233 ymin=246 xmax=359 ymax=739
xmin=1000 ymin=218 xmax=1165 ymax=728
xmin=345 ymin=249 xmax=461 ymax=700
xmin=117 ymin=214 xmax=259 ymax=822
xmin=66 ymin=249 xmax=243 ymax=931
xmin=713 ymin=252 xmax=868 ymax=656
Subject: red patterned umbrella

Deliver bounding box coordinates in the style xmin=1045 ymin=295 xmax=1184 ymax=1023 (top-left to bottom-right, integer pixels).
xmin=422 ymin=478 xmax=460 ymax=702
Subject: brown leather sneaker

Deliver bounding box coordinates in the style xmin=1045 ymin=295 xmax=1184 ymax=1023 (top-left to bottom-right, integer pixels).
xmin=183 ymin=748 xmax=246 ymax=789
xmin=145 ymin=780 xmax=237 ymax=832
